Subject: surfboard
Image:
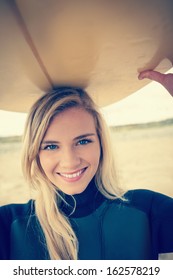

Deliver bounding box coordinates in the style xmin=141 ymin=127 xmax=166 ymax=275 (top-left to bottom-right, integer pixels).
xmin=0 ymin=0 xmax=173 ymax=112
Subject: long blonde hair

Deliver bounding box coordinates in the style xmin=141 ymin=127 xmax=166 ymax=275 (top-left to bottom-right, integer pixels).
xmin=22 ymin=87 xmax=124 ymax=259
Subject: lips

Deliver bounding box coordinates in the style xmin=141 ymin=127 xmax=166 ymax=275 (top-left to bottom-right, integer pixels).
xmin=58 ymin=167 xmax=87 ymax=179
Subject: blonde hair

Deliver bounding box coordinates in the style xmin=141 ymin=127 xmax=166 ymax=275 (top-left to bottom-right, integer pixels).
xmin=22 ymin=87 xmax=124 ymax=259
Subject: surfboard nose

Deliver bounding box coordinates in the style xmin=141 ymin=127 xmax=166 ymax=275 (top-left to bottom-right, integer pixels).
xmin=0 ymin=0 xmax=173 ymax=112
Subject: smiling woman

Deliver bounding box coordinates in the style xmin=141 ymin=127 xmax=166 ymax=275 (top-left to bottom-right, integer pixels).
xmin=0 ymin=86 xmax=173 ymax=261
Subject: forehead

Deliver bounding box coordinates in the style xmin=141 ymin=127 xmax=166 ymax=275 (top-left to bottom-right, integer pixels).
xmin=44 ymin=107 xmax=97 ymax=139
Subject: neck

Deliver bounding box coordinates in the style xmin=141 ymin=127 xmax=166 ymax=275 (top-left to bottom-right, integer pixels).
xmin=59 ymin=179 xmax=105 ymax=218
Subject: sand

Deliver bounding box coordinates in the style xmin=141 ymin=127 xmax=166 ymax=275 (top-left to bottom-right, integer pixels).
xmin=0 ymin=122 xmax=173 ymax=206
xmin=110 ymin=123 xmax=173 ymax=197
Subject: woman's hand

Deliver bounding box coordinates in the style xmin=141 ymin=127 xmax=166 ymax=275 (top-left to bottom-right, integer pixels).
xmin=138 ymin=70 xmax=173 ymax=97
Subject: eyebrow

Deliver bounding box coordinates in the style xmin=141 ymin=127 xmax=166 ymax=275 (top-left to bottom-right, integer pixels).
xmin=41 ymin=133 xmax=96 ymax=144
xmin=74 ymin=133 xmax=96 ymax=141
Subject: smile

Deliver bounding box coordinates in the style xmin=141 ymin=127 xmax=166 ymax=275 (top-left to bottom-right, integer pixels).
xmin=58 ymin=168 xmax=87 ymax=179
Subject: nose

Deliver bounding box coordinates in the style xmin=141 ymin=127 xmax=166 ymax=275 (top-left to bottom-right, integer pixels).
xmin=59 ymin=147 xmax=81 ymax=170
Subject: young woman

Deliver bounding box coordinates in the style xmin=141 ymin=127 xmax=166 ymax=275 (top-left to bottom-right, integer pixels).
xmin=0 ymin=77 xmax=173 ymax=260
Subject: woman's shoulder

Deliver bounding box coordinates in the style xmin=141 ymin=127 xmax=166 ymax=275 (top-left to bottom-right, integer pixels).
xmin=0 ymin=200 xmax=35 ymax=225
xmin=125 ymin=188 xmax=172 ymax=201
xmin=124 ymin=189 xmax=173 ymax=218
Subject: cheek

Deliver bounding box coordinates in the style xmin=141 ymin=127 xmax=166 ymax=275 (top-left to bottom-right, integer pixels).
xmin=89 ymin=144 xmax=101 ymax=166
xmin=39 ymin=153 xmax=55 ymax=173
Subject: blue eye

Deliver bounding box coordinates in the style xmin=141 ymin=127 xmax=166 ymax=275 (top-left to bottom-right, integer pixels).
xmin=77 ymin=139 xmax=92 ymax=145
xmin=43 ymin=144 xmax=58 ymax=150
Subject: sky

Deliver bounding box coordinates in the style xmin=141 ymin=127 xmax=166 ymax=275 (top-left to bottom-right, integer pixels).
xmin=101 ymin=72 xmax=173 ymax=126
xmin=0 ymin=70 xmax=173 ymax=137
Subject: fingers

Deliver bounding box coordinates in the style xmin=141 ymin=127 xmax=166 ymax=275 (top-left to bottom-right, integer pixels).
xmin=138 ymin=70 xmax=173 ymax=97
xmin=138 ymin=70 xmax=165 ymax=84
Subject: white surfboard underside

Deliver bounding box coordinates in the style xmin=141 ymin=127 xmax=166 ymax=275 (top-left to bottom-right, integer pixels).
xmin=0 ymin=0 xmax=173 ymax=112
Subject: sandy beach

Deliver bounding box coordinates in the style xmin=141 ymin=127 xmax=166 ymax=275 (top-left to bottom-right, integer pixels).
xmin=111 ymin=122 xmax=173 ymax=198
xmin=0 ymin=121 xmax=173 ymax=206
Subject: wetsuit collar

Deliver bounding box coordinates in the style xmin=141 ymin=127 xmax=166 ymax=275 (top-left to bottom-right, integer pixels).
xmin=59 ymin=179 xmax=105 ymax=218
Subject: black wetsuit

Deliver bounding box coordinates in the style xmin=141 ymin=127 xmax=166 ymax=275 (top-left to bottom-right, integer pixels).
xmin=0 ymin=182 xmax=173 ymax=260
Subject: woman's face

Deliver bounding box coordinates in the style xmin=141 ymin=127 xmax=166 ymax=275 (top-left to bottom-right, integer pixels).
xmin=39 ymin=107 xmax=101 ymax=195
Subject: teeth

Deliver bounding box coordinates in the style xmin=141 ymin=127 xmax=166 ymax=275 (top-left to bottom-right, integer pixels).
xmin=60 ymin=169 xmax=84 ymax=178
